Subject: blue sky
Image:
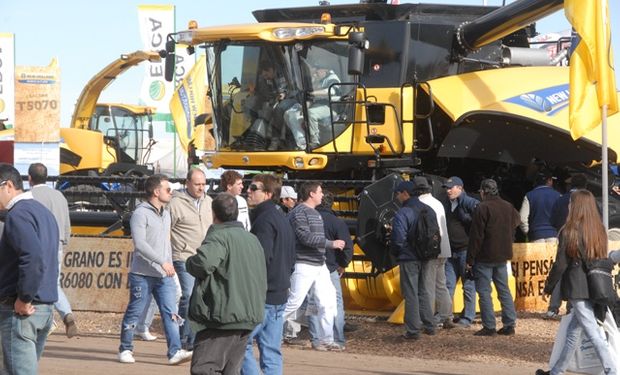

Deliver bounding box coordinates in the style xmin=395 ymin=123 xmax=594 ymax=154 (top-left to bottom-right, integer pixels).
xmin=2 ymin=0 xmax=619 ymax=125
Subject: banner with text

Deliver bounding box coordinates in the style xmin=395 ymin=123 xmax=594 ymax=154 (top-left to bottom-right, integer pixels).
xmin=511 ymin=241 xmax=620 ymax=311
xmin=14 ymin=58 xmax=60 ymax=142
xmin=0 ymin=33 xmax=15 ymax=129
xmin=170 ymin=55 xmax=206 ymax=152
xmin=138 ymin=4 xmax=175 ymax=114
xmin=63 ymin=237 xmax=133 ymax=312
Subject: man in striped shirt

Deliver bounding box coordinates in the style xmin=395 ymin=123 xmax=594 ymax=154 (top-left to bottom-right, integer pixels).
xmin=283 ymin=182 xmax=345 ymax=351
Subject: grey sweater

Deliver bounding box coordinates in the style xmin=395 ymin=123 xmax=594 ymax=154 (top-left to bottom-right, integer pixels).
xmin=130 ymin=201 xmax=173 ymax=277
xmin=288 ymin=203 xmax=335 ymax=266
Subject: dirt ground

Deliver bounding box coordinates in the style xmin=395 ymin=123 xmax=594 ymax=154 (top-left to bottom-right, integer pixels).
xmin=36 ymin=311 xmax=578 ymax=375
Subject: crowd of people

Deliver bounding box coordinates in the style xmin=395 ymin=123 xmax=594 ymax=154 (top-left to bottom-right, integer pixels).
xmin=1 ymin=161 xmax=619 ymax=374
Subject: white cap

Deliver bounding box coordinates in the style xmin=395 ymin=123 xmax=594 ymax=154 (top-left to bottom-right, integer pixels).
xmin=280 ymin=186 xmax=297 ymax=200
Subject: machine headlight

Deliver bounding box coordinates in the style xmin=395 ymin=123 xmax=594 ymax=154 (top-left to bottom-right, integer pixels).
xmin=273 ymin=26 xmax=325 ymax=40
xmin=294 ymin=157 xmax=305 ymax=168
xmin=177 ymin=31 xmax=195 ymax=44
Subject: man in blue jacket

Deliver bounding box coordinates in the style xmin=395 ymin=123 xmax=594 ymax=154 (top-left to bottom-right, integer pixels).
xmin=0 ymin=163 xmax=59 ymax=374
xmin=242 ymin=174 xmax=296 ymax=375
xmin=391 ymin=180 xmax=436 ymax=340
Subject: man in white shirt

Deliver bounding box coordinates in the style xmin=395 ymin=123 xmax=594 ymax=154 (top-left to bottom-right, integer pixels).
xmin=220 ymin=170 xmax=251 ymax=231
xmin=412 ymin=176 xmax=454 ymax=329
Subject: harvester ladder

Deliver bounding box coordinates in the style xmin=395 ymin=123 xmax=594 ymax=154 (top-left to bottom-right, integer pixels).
xmin=401 ymin=81 xmax=435 ymax=153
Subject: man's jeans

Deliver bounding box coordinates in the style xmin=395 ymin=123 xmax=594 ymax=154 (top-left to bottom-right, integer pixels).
xmin=119 ymin=273 xmax=182 ymax=359
xmin=400 ymin=261 xmax=435 ymax=334
xmin=0 ymin=302 xmax=53 ymax=374
xmin=445 ymin=250 xmax=476 ymax=323
xmin=135 ymin=273 xmax=182 ymax=334
xmin=174 ymin=260 xmax=196 ymax=350
xmin=423 ymin=258 xmax=453 ymax=322
xmin=308 ymin=270 xmax=345 ymax=346
xmin=550 ymin=299 xmax=617 ymax=375
xmin=55 ymin=247 xmax=73 ymax=319
xmin=241 ymin=304 xmax=285 ymax=375
xmin=473 ymin=262 xmax=517 ymax=330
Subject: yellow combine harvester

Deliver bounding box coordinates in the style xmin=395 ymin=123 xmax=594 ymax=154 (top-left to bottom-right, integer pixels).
xmin=161 ymin=0 xmax=620 ymax=315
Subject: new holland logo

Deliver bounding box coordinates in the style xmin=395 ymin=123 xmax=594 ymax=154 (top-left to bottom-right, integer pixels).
xmin=504 ymin=84 xmax=569 ymax=116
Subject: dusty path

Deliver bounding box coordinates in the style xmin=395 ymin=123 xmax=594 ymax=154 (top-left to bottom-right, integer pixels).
xmin=39 ymin=333 xmax=552 ymax=375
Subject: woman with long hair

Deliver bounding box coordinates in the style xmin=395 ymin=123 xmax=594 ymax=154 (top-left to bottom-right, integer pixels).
xmin=536 ymin=189 xmax=617 ymax=375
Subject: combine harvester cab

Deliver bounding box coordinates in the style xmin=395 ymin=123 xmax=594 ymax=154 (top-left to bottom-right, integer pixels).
xmin=162 ymin=0 xmax=620 ymax=315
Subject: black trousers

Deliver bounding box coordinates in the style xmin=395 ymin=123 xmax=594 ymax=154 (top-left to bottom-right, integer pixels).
xmin=191 ymin=328 xmax=251 ymax=375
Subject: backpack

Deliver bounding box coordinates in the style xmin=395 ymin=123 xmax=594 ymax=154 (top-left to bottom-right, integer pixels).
xmin=409 ymin=205 xmax=441 ymax=260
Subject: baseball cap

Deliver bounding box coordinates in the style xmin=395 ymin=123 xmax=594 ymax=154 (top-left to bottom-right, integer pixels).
xmin=442 ymin=176 xmax=464 ymax=189
xmin=280 ymin=186 xmax=297 ymax=200
xmin=394 ymin=181 xmax=415 ymax=193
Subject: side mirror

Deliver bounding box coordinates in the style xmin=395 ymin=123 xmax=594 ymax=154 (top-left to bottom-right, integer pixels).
xmin=348 ymin=32 xmax=368 ymax=76
xmin=164 ymin=39 xmax=176 ymax=82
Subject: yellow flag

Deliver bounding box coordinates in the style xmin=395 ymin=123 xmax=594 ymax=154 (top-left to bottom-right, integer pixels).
xmin=565 ymin=0 xmax=618 ymax=140
xmin=169 ymin=55 xmax=207 ymax=152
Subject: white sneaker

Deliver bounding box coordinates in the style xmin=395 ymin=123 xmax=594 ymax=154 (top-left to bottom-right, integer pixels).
xmin=135 ymin=330 xmax=158 ymax=341
xmin=168 ymin=349 xmax=192 ymax=365
xmin=118 ymin=350 xmax=135 ymax=364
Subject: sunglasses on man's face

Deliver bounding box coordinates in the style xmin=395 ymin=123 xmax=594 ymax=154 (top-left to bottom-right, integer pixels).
xmin=249 ymin=183 xmax=263 ymax=192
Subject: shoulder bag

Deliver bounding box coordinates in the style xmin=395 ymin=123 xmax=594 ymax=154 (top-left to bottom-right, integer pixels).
xmin=578 ymin=246 xmax=617 ymax=307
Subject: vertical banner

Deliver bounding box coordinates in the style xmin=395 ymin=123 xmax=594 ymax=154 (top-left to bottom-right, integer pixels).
xmin=169 ymin=55 xmax=206 ymax=152
xmin=0 ymin=33 xmax=15 ymax=130
xmin=138 ymin=4 xmax=187 ymax=177
xmin=14 ymin=58 xmax=61 ymax=142
xmin=138 ymin=5 xmax=175 ymax=115
xmin=173 ymin=45 xmax=195 ymax=90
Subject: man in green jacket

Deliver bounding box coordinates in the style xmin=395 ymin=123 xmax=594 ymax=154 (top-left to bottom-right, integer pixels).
xmin=186 ymin=193 xmax=267 ymax=374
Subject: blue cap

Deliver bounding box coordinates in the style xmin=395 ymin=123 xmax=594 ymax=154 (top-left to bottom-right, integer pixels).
xmin=394 ymin=181 xmax=415 ymax=193
xmin=442 ymin=176 xmax=464 ymax=189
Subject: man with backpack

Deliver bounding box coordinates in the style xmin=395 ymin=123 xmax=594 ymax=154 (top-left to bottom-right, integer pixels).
xmin=390 ymin=180 xmax=438 ymax=340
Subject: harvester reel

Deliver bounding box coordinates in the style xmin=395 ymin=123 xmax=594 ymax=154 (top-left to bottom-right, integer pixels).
xmin=356 ymin=173 xmax=402 ymax=272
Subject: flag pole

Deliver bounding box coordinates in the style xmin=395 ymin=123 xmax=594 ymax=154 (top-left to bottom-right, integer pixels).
xmin=602 ymin=104 xmax=609 ymax=231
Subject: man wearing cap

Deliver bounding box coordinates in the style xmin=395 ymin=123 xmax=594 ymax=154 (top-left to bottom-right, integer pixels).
xmin=285 ymin=62 xmax=341 ymax=149
xmin=279 ymin=186 xmax=298 ymax=214
xmin=412 ymin=176 xmax=454 ymax=330
xmin=466 ymin=179 xmax=520 ymax=337
xmin=390 ymin=180 xmax=436 ymax=340
xmin=441 ymin=176 xmax=479 ymax=328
